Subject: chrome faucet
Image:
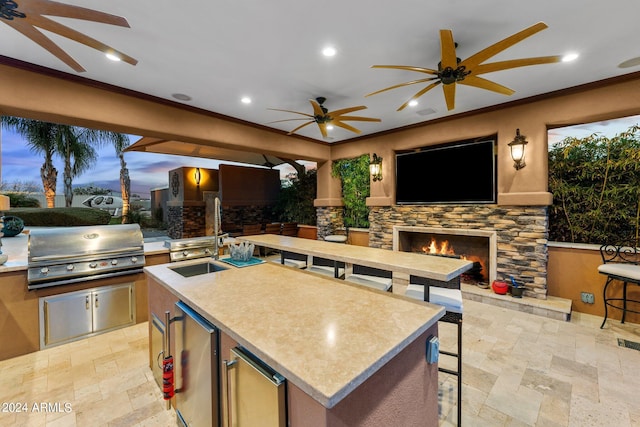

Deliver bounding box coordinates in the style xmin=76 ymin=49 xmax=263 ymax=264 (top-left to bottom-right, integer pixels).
xmin=213 ymin=197 xmax=228 ymax=260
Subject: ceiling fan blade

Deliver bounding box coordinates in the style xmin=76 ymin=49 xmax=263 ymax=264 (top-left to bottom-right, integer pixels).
xmin=310 ymin=99 xmax=325 ymax=116
xmin=332 ymin=121 xmax=362 ymax=134
xmin=440 ymin=29 xmax=458 ymax=69
xmin=460 ymin=22 xmax=549 ymax=69
xmin=458 ymin=75 xmax=515 ymax=95
xmin=366 ymin=77 xmax=439 ymax=97
xmin=371 ymin=65 xmax=439 ymax=75
xmin=30 ymin=15 xmax=137 ymax=65
xmin=5 ymin=19 xmax=85 ymax=72
xmin=334 ymin=116 xmax=381 ymax=122
xmin=317 ymin=122 xmax=329 ymax=139
xmin=397 ymin=81 xmax=441 ymax=111
xmin=266 ymin=118 xmax=312 ymax=124
xmin=287 ymin=121 xmax=315 ymax=135
xmin=328 ymin=105 xmax=367 ymax=116
xmin=473 ymin=55 xmax=562 ymax=75
xmin=22 ymin=0 xmax=130 ymax=27
xmin=268 ymin=108 xmax=314 ymax=118
xmin=443 ymin=83 xmax=456 ymax=111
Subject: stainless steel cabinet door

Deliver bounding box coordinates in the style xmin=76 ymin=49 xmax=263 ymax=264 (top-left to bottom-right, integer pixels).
xmin=42 ymin=292 xmax=93 ymax=347
xmin=224 ymin=347 xmax=286 ymax=427
xmin=92 ymin=284 xmax=134 ymax=333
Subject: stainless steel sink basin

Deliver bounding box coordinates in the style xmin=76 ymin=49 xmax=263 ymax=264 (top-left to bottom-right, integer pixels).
xmin=170 ymin=262 xmax=229 ymax=278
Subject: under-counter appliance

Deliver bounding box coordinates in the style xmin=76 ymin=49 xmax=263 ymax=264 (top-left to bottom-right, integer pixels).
xmin=223 ymin=347 xmax=287 ymax=427
xmin=27 ymin=224 xmax=145 ymax=290
xmin=174 ymin=301 xmax=220 ymax=427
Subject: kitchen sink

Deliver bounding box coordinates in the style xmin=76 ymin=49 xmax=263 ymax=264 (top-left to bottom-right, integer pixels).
xmin=170 ymin=262 xmax=229 ymax=278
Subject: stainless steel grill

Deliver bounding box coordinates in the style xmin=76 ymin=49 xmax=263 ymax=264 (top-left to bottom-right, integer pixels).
xmin=164 ymin=236 xmax=218 ymax=262
xmin=27 ymin=224 xmax=145 ymax=290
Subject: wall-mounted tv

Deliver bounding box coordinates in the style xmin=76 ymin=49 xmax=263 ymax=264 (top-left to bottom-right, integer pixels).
xmin=396 ymin=137 xmax=497 ymax=204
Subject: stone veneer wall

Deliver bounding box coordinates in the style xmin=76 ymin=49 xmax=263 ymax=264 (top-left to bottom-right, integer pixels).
xmin=316 ymin=206 xmax=345 ymax=240
xmin=363 ymin=205 xmax=550 ymax=299
xmin=167 ymin=205 xmax=206 ymax=239
xmin=222 ymin=205 xmax=277 ymax=227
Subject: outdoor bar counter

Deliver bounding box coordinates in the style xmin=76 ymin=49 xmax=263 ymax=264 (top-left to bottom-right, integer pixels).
xmin=240 ymin=234 xmax=473 ymax=282
xmin=145 ymin=240 xmax=472 ymax=426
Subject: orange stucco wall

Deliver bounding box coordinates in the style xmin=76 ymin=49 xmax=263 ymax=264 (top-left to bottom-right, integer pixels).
xmin=548 ymin=245 xmax=640 ymax=323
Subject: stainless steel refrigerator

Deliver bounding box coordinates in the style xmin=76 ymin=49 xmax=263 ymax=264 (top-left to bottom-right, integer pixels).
xmin=174 ymin=301 xmax=219 ymax=427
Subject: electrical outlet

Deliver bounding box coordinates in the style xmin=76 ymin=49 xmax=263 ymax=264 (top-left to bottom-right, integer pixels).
xmin=581 ymin=292 xmax=595 ymax=304
xmin=426 ymin=335 xmax=439 ymax=364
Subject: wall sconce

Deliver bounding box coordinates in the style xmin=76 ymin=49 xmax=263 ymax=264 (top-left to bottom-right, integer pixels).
xmin=370 ymin=153 xmax=383 ymax=182
xmin=508 ymin=129 xmax=528 ymax=170
xmin=194 ymin=167 xmax=201 ymax=186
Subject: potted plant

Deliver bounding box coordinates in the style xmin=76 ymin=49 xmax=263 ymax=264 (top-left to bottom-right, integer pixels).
xmin=2 ymin=216 xmax=24 ymax=237
xmin=509 ymin=276 xmax=525 ymax=298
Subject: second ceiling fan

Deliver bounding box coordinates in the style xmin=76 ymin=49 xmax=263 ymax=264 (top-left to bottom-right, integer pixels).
xmin=268 ymin=97 xmax=381 ymax=139
xmin=366 ymin=22 xmax=561 ymax=111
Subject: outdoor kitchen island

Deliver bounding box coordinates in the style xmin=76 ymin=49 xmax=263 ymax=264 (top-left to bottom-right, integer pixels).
xmin=144 ymin=245 xmax=471 ymax=426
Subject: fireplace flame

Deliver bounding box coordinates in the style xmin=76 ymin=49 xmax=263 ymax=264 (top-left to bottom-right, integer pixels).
xmin=422 ymin=238 xmax=456 ymax=256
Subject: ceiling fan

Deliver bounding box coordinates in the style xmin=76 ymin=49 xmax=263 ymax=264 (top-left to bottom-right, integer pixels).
xmin=0 ymin=0 xmax=137 ymax=72
xmin=268 ymin=97 xmax=381 ymax=139
xmin=366 ymin=22 xmax=561 ymax=111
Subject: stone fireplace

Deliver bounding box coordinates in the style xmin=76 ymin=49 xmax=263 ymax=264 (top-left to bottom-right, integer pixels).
xmin=393 ymin=226 xmax=497 ymax=285
xmin=367 ymin=205 xmax=549 ymax=299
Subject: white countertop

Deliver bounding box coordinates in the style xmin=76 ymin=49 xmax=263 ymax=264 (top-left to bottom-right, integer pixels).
xmin=145 ymin=258 xmax=444 ymax=408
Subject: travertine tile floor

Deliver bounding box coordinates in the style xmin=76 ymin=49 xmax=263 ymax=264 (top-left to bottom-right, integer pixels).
xmin=1 ymin=300 xmax=638 ymax=426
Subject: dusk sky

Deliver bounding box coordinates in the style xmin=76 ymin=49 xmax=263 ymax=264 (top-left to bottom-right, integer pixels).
xmin=0 ymin=130 xmax=305 ymax=198
xmin=1 ymin=114 xmax=638 ymax=199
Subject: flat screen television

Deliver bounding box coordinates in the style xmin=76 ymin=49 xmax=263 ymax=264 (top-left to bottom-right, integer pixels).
xmin=395 ymin=137 xmax=497 ymax=204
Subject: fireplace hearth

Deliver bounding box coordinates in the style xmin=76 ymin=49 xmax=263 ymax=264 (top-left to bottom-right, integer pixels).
xmin=393 ymin=226 xmax=497 ymax=286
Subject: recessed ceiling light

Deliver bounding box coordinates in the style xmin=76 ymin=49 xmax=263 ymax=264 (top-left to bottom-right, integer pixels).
xmin=562 ymin=53 xmax=579 ymax=62
xmin=241 ymin=97 xmax=252 ymax=104
xmin=172 ymin=93 xmax=192 ymax=101
xmin=322 ymin=46 xmax=337 ymax=57
xmin=326 ymin=124 xmax=334 ymax=131
xmin=618 ymin=56 xmax=640 ymax=69
xmin=105 ymin=52 xmax=121 ymax=62
xmin=408 ymin=100 xmax=419 ymax=107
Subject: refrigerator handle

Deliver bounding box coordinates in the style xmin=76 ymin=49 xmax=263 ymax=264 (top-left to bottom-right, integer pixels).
xmin=222 ymin=358 xmax=238 ymax=427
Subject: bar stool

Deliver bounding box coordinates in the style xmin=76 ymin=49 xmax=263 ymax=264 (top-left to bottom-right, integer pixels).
xmin=406 ymin=275 xmax=462 ymax=427
xmin=598 ymin=242 xmax=640 ymax=328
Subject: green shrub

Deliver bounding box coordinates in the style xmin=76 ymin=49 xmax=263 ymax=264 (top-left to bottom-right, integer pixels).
xmin=549 ymin=124 xmax=640 ymax=244
xmin=9 ymin=207 xmax=112 ymax=226
xmin=331 ymin=155 xmax=370 ymax=228
xmin=1 ymin=193 xmax=40 ymax=208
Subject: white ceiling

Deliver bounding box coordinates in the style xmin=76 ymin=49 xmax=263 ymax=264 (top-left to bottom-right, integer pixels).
xmin=2 ymin=0 xmax=639 ymax=144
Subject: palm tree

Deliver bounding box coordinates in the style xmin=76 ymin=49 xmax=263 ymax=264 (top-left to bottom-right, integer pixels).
xmin=110 ymin=133 xmax=132 ymax=223
xmin=1 ymin=117 xmax=58 ymax=207
xmin=56 ymin=126 xmax=98 ymax=208
xmin=2 ymin=117 xmax=130 ymax=211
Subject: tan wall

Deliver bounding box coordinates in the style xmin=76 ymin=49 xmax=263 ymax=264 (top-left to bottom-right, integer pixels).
xmin=2 ymin=61 xmax=639 ymax=209
xmin=0 ymin=62 xmax=331 ymax=164
xmin=330 ymin=74 xmax=640 ymax=207
xmin=548 ymin=245 xmax=640 ymax=324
